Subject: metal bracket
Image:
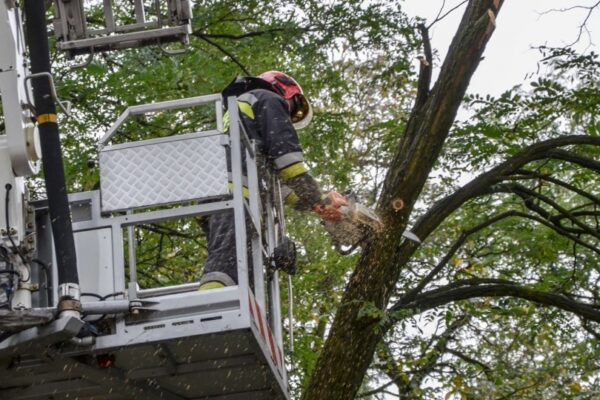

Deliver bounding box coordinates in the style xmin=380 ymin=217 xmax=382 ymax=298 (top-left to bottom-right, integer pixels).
xmin=0 ymin=316 xmax=84 ymax=357
xmin=160 ymin=44 xmax=188 ymax=56
xmin=23 ymin=72 xmax=72 ymax=117
xmin=58 ymin=282 xmax=81 ymax=300
xmin=129 ymin=299 xmax=161 ymax=314
xmin=57 ymin=299 xmax=83 ymax=314
xmin=69 ymin=51 xmax=95 ymax=69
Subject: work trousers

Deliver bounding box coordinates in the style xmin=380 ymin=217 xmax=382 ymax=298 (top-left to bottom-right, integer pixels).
xmin=199 ymin=211 xmax=253 ymax=286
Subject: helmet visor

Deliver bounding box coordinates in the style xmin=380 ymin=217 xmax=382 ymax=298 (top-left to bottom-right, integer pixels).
xmin=291 ymin=95 xmax=313 ymax=130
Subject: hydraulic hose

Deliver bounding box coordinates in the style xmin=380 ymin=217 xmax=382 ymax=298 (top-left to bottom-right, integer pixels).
xmin=23 ymin=1 xmax=79 ymax=298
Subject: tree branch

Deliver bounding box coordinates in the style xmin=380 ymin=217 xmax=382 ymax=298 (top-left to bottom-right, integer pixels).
xmin=495 ymin=381 xmax=544 ymax=400
xmin=489 ymin=183 xmax=600 ymax=239
xmin=446 ymin=348 xmax=491 ymax=375
xmin=581 ymin=319 xmax=600 ymax=340
xmin=399 ymin=315 xmax=469 ymax=395
xmin=547 ymin=149 xmax=600 ymax=173
xmin=383 ymin=136 xmax=600 ymax=293
xmin=427 ymin=0 xmax=470 ymax=29
xmin=407 ymin=136 xmax=600 ymax=249
xmin=193 ymin=28 xmax=286 ymax=40
xmin=376 ymin=315 xmax=470 ymax=398
xmin=401 ymin=23 xmax=434 ymax=155
xmin=414 ymin=24 xmax=433 ymax=111
xmin=402 ymin=211 xmax=520 ymax=303
xmin=513 ymin=169 xmax=600 ymax=206
xmin=194 ymin=34 xmax=251 ymax=75
xmin=379 ymin=0 xmax=505 ymax=215
xmin=540 ymin=1 xmax=600 ymax=45
xmin=356 ymin=381 xmax=396 ymax=398
xmin=511 ymin=210 xmax=600 ymax=255
xmin=390 ymin=280 xmax=600 ymax=323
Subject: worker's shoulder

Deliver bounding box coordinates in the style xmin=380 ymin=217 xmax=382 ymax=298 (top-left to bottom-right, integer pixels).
xmin=239 ymin=89 xmax=284 ymax=106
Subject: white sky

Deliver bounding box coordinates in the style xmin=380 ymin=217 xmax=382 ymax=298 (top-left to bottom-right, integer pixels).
xmin=402 ymin=0 xmax=600 ymax=97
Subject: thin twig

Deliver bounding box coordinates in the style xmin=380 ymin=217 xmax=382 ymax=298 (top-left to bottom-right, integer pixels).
xmin=193 ymin=28 xmax=286 ymax=40
xmin=194 ymin=34 xmax=251 ymax=75
xmin=538 ymin=1 xmax=600 ymax=46
xmin=427 ymin=0 xmax=469 ymax=29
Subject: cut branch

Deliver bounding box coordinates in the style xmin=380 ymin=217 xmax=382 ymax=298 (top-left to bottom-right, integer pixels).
xmin=414 ymin=24 xmax=433 ymax=111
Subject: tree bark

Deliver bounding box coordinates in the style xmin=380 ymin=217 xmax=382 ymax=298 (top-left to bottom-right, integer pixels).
xmin=303 ymin=1 xmax=504 ymax=399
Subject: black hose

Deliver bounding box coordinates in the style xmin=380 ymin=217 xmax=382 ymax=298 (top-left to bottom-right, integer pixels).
xmin=23 ymin=0 xmax=79 ymax=293
xmin=80 ymin=292 xmax=103 ymax=300
xmin=80 ymin=292 xmax=125 ymax=323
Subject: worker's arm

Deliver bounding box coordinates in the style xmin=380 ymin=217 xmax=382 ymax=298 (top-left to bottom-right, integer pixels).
xmin=253 ymin=93 xmax=324 ymax=210
xmin=252 ymin=91 xmax=345 ymax=221
xmin=280 ymin=174 xmax=322 ymax=211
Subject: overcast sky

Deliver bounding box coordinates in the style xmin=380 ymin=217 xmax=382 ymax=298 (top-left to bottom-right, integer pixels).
xmin=401 ymin=0 xmax=600 ymax=97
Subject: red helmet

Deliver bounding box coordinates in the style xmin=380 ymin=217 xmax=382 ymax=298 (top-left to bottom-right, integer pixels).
xmin=258 ymin=71 xmax=313 ymax=129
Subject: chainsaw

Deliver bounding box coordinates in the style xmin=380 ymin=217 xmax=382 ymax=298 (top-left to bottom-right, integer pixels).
xmin=318 ymin=192 xmax=421 ymax=254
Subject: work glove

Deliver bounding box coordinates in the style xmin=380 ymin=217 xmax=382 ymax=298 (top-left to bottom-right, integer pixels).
xmin=313 ymin=191 xmax=348 ymax=222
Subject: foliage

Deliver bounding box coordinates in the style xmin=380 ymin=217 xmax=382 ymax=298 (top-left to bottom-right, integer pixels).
xmin=48 ymin=0 xmax=418 ymax=292
xmin=364 ymin=46 xmax=600 ymax=400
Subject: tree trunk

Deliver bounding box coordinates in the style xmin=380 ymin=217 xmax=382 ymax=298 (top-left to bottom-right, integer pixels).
xmin=303 ymin=1 xmax=504 ymax=398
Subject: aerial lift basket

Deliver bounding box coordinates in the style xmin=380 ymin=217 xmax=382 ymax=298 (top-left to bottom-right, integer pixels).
xmin=0 ymin=95 xmax=291 ymax=400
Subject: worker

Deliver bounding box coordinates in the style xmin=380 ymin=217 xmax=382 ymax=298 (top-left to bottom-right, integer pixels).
xmin=198 ymin=71 xmax=344 ymax=290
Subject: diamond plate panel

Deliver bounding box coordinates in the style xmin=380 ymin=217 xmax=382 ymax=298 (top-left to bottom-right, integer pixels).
xmin=100 ymin=133 xmax=228 ymax=212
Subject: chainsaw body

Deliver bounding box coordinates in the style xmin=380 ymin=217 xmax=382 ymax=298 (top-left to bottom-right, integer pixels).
xmin=321 ymin=194 xmax=421 ymax=253
xmin=323 ymin=196 xmax=383 ymax=249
